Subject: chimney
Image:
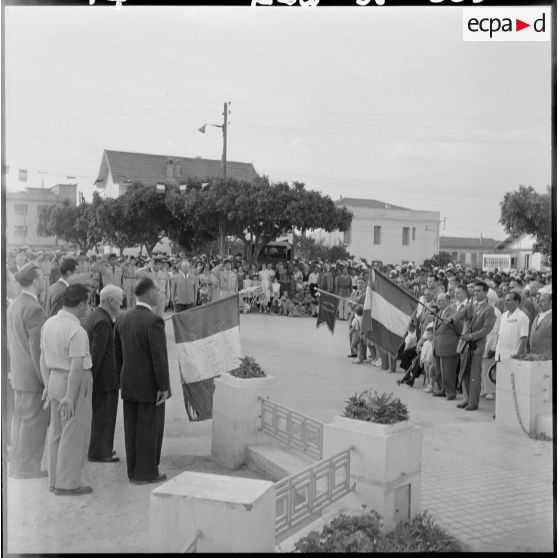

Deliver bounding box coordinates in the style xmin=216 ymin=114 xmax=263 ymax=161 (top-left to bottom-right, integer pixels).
xmin=166 ymin=159 xmax=174 ymax=179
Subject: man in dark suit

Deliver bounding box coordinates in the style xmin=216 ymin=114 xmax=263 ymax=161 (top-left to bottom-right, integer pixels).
xmin=451 ymin=281 xmax=496 ymax=411
xmin=529 ymin=290 xmax=552 ymax=358
xmin=85 ymin=285 xmax=123 ymax=463
xmin=6 ymin=264 xmax=49 ymax=478
xmin=432 ymin=293 xmax=463 ymax=400
xmin=114 ymin=277 xmax=171 ymax=484
xmin=44 ymin=257 xmax=78 ymax=318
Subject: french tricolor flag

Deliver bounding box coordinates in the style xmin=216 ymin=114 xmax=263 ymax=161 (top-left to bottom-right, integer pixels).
xmin=362 ymin=268 xmax=418 ymax=355
xmin=172 ymin=295 xmax=241 ymax=384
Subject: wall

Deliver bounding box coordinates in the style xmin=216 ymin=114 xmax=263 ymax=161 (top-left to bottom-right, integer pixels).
xmin=313 ymin=206 xmax=440 ymax=266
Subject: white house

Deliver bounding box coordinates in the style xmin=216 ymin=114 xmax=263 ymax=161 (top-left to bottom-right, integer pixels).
xmin=312 ymin=197 xmax=440 ymax=266
xmin=483 ymin=233 xmax=546 ymax=271
xmin=94 ymin=149 xmax=259 ymax=198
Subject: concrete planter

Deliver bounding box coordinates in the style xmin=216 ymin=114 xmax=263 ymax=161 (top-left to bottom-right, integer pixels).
xmin=323 ymin=415 xmax=423 ymax=533
xmin=212 ymin=372 xmax=275 ymax=469
xmin=496 ymin=358 xmax=553 ymax=438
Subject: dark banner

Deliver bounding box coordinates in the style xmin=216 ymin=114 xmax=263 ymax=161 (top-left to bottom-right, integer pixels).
xmin=316 ymin=291 xmax=340 ymax=334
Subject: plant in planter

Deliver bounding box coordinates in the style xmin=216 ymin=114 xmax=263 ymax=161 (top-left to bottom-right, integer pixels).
xmin=293 ymin=508 xmax=462 ymax=553
xmin=229 ymin=355 xmax=267 ymax=379
xmin=343 ymin=390 xmax=409 ymax=424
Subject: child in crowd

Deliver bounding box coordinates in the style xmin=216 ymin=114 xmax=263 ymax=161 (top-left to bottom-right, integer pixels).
xmin=420 ymin=324 xmax=435 ymax=392
xmin=303 ymin=286 xmax=317 ymax=316
xmin=350 ymin=306 xmax=364 ymax=364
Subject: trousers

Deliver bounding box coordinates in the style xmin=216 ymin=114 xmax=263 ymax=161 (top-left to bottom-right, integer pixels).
xmin=123 ymin=400 xmax=165 ymax=481
xmin=433 ymin=355 xmax=459 ymax=398
xmin=48 ymin=370 xmax=93 ymax=490
xmin=461 ymin=352 xmax=483 ymax=407
xmin=10 ymin=390 xmax=50 ymax=475
xmin=88 ymin=390 xmax=119 ymax=460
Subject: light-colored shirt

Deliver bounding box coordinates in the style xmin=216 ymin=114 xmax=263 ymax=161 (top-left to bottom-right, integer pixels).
xmin=495 ymin=308 xmax=529 ymax=360
xmin=136 ymin=301 xmax=153 ymax=312
xmin=21 ymin=289 xmax=38 ymax=302
xmin=41 ymin=309 xmax=92 ymax=371
xmin=534 ymin=309 xmax=551 ymax=328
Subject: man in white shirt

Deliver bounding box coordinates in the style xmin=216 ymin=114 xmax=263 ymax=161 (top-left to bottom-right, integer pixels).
xmin=494 ymin=292 xmax=529 ymax=361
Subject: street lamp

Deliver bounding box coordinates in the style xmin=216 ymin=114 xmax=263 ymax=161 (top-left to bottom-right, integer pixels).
xmin=198 ymin=101 xmax=229 ymax=180
xmin=198 ymin=102 xmax=230 ymax=256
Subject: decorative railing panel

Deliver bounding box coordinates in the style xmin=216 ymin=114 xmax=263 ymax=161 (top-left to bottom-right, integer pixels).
xmin=259 ymin=397 xmax=324 ymax=460
xmin=274 ymin=447 xmax=354 ymax=537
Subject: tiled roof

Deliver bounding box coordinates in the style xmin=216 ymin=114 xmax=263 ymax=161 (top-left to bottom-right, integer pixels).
xmin=96 ymin=149 xmax=259 ymax=186
xmin=440 ymin=236 xmax=501 ymax=250
xmin=335 ymin=197 xmax=410 ymax=211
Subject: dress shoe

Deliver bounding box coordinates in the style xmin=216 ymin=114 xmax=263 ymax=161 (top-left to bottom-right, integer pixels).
xmin=465 ymin=405 xmax=478 ymax=411
xmin=456 ymin=401 xmax=468 ymax=409
xmin=10 ymin=470 xmax=48 ymax=479
xmin=112 ymin=449 xmax=117 ymax=456
xmin=485 ymin=394 xmax=495 ymax=401
xmin=88 ymin=456 xmax=120 ymax=463
xmin=48 ymin=486 xmax=55 ymax=493
xmin=54 ymin=486 xmax=93 ymax=496
xmin=432 ymin=391 xmax=445 ymax=397
xmin=130 ymin=473 xmax=167 ymax=485
xmin=347 ymin=354 xmax=357 ymax=358
xmin=446 ymin=395 xmax=456 ymax=401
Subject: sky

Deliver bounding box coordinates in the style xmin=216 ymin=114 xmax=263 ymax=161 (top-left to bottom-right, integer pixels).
xmin=3 ymin=3 xmax=552 ymax=240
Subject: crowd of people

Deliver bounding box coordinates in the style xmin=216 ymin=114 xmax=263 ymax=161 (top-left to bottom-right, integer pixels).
xmin=5 ymin=244 xmax=553 ymax=495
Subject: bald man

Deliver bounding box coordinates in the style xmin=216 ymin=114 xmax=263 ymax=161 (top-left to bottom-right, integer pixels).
xmin=85 ymin=285 xmax=123 ymax=463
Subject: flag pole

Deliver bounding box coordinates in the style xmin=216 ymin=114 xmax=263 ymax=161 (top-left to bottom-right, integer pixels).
xmin=315 ymin=288 xmax=362 ymax=307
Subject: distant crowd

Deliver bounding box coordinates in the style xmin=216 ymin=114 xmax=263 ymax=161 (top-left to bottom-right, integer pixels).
xmin=6 ymin=247 xmax=552 ymax=322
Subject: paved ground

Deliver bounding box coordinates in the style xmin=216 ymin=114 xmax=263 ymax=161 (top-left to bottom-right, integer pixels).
xmin=4 ymin=311 xmax=555 ymax=553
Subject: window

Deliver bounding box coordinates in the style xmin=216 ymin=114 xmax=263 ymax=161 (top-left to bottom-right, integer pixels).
xmin=343 ymin=227 xmax=351 ymax=245
xmin=471 ymin=252 xmax=478 ymax=265
xmin=37 ymin=226 xmax=51 ymax=238
xmin=14 ymin=225 xmax=28 ymax=237
xmin=412 ymin=227 xmax=416 ymax=241
xmin=14 ymin=204 xmax=27 ymax=215
xmin=451 ymin=251 xmax=458 ymax=261
xmin=402 ymin=227 xmax=410 ymax=246
xmin=373 ymin=226 xmax=381 ymax=245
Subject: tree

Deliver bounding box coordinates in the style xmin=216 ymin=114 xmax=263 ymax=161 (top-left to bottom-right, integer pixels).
xmin=499 ymin=185 xmax=552 ymax=261
xmin=119 ymin=184 xmax=173 ymax=255
xmin=93 ymin=193 xmax=137 ymax=256
xmin=38 ymin=198 xmax=103 ymax=253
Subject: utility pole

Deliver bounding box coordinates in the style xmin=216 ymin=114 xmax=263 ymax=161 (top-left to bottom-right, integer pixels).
xmin=218 ymin=102 xmax=229 ymax=257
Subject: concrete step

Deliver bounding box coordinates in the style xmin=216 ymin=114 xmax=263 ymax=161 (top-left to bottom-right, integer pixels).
xmin=246 ymin=442 xmax=316 ymax=482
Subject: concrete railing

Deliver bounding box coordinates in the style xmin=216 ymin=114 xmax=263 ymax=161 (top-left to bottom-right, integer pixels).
xmin=259 ymin=396 xmax=324 ymax=460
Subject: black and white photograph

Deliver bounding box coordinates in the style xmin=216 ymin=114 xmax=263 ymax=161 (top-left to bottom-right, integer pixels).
xmin=2 ymin=0 xmax=554 ymax=553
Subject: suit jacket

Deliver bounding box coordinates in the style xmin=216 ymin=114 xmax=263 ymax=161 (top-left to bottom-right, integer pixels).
xmin=85 ymin=306 xmax=119 ymax=392
xmin=454 ymin=300 xmax=496 ymax=355
xmin=7 ymin=292 xmax=46 ymax=392
xmin=528 ymin=311 xmax=552 ymax=359
xmin=114 ymin=305 xmax=171 ymax=403
xmin=433 ymin=304 xmax=463 ymax=358
xmin=44 ymin=279 xmax=67 ymax=318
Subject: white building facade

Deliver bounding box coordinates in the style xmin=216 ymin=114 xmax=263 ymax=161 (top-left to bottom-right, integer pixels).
xmin=312 ymin=197 xmax=440 ymax=266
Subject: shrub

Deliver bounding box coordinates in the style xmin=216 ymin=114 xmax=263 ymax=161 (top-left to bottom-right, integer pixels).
xmin=343 ymin=390 xmax=408 ymax=424
xmin=229 ymin=355 xmax=267 ymax=378
xmin=294 ymin=509 xmax=462 ymax=553
xmin=294 ymin=509 xmax=382 ymax=553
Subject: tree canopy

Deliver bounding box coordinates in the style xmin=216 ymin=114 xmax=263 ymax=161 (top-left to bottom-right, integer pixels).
xmin=38 ymin=198 xmax=103 ymax=253
xmin=37 ymin=177 xmax=353 ymax=260
xmin=499 ymin=185 xmax=552 ymax=260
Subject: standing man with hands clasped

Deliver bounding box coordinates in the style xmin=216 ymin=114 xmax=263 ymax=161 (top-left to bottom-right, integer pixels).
xmin=40 ymin=284 xmax=94 ymax=495
xmin=114 ymin=277 xmax=171 ymax=484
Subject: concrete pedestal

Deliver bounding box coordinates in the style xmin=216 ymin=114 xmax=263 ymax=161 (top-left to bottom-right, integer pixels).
xmin=323 ymin=416 xmax=423 ymax=532
xmin=212 ymin=373 xmax=275 ymax=469
xmin=496 ymin=359 xmax=552 ymax=438
xmin=149 ymin=471 xmax=276 ymax=553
